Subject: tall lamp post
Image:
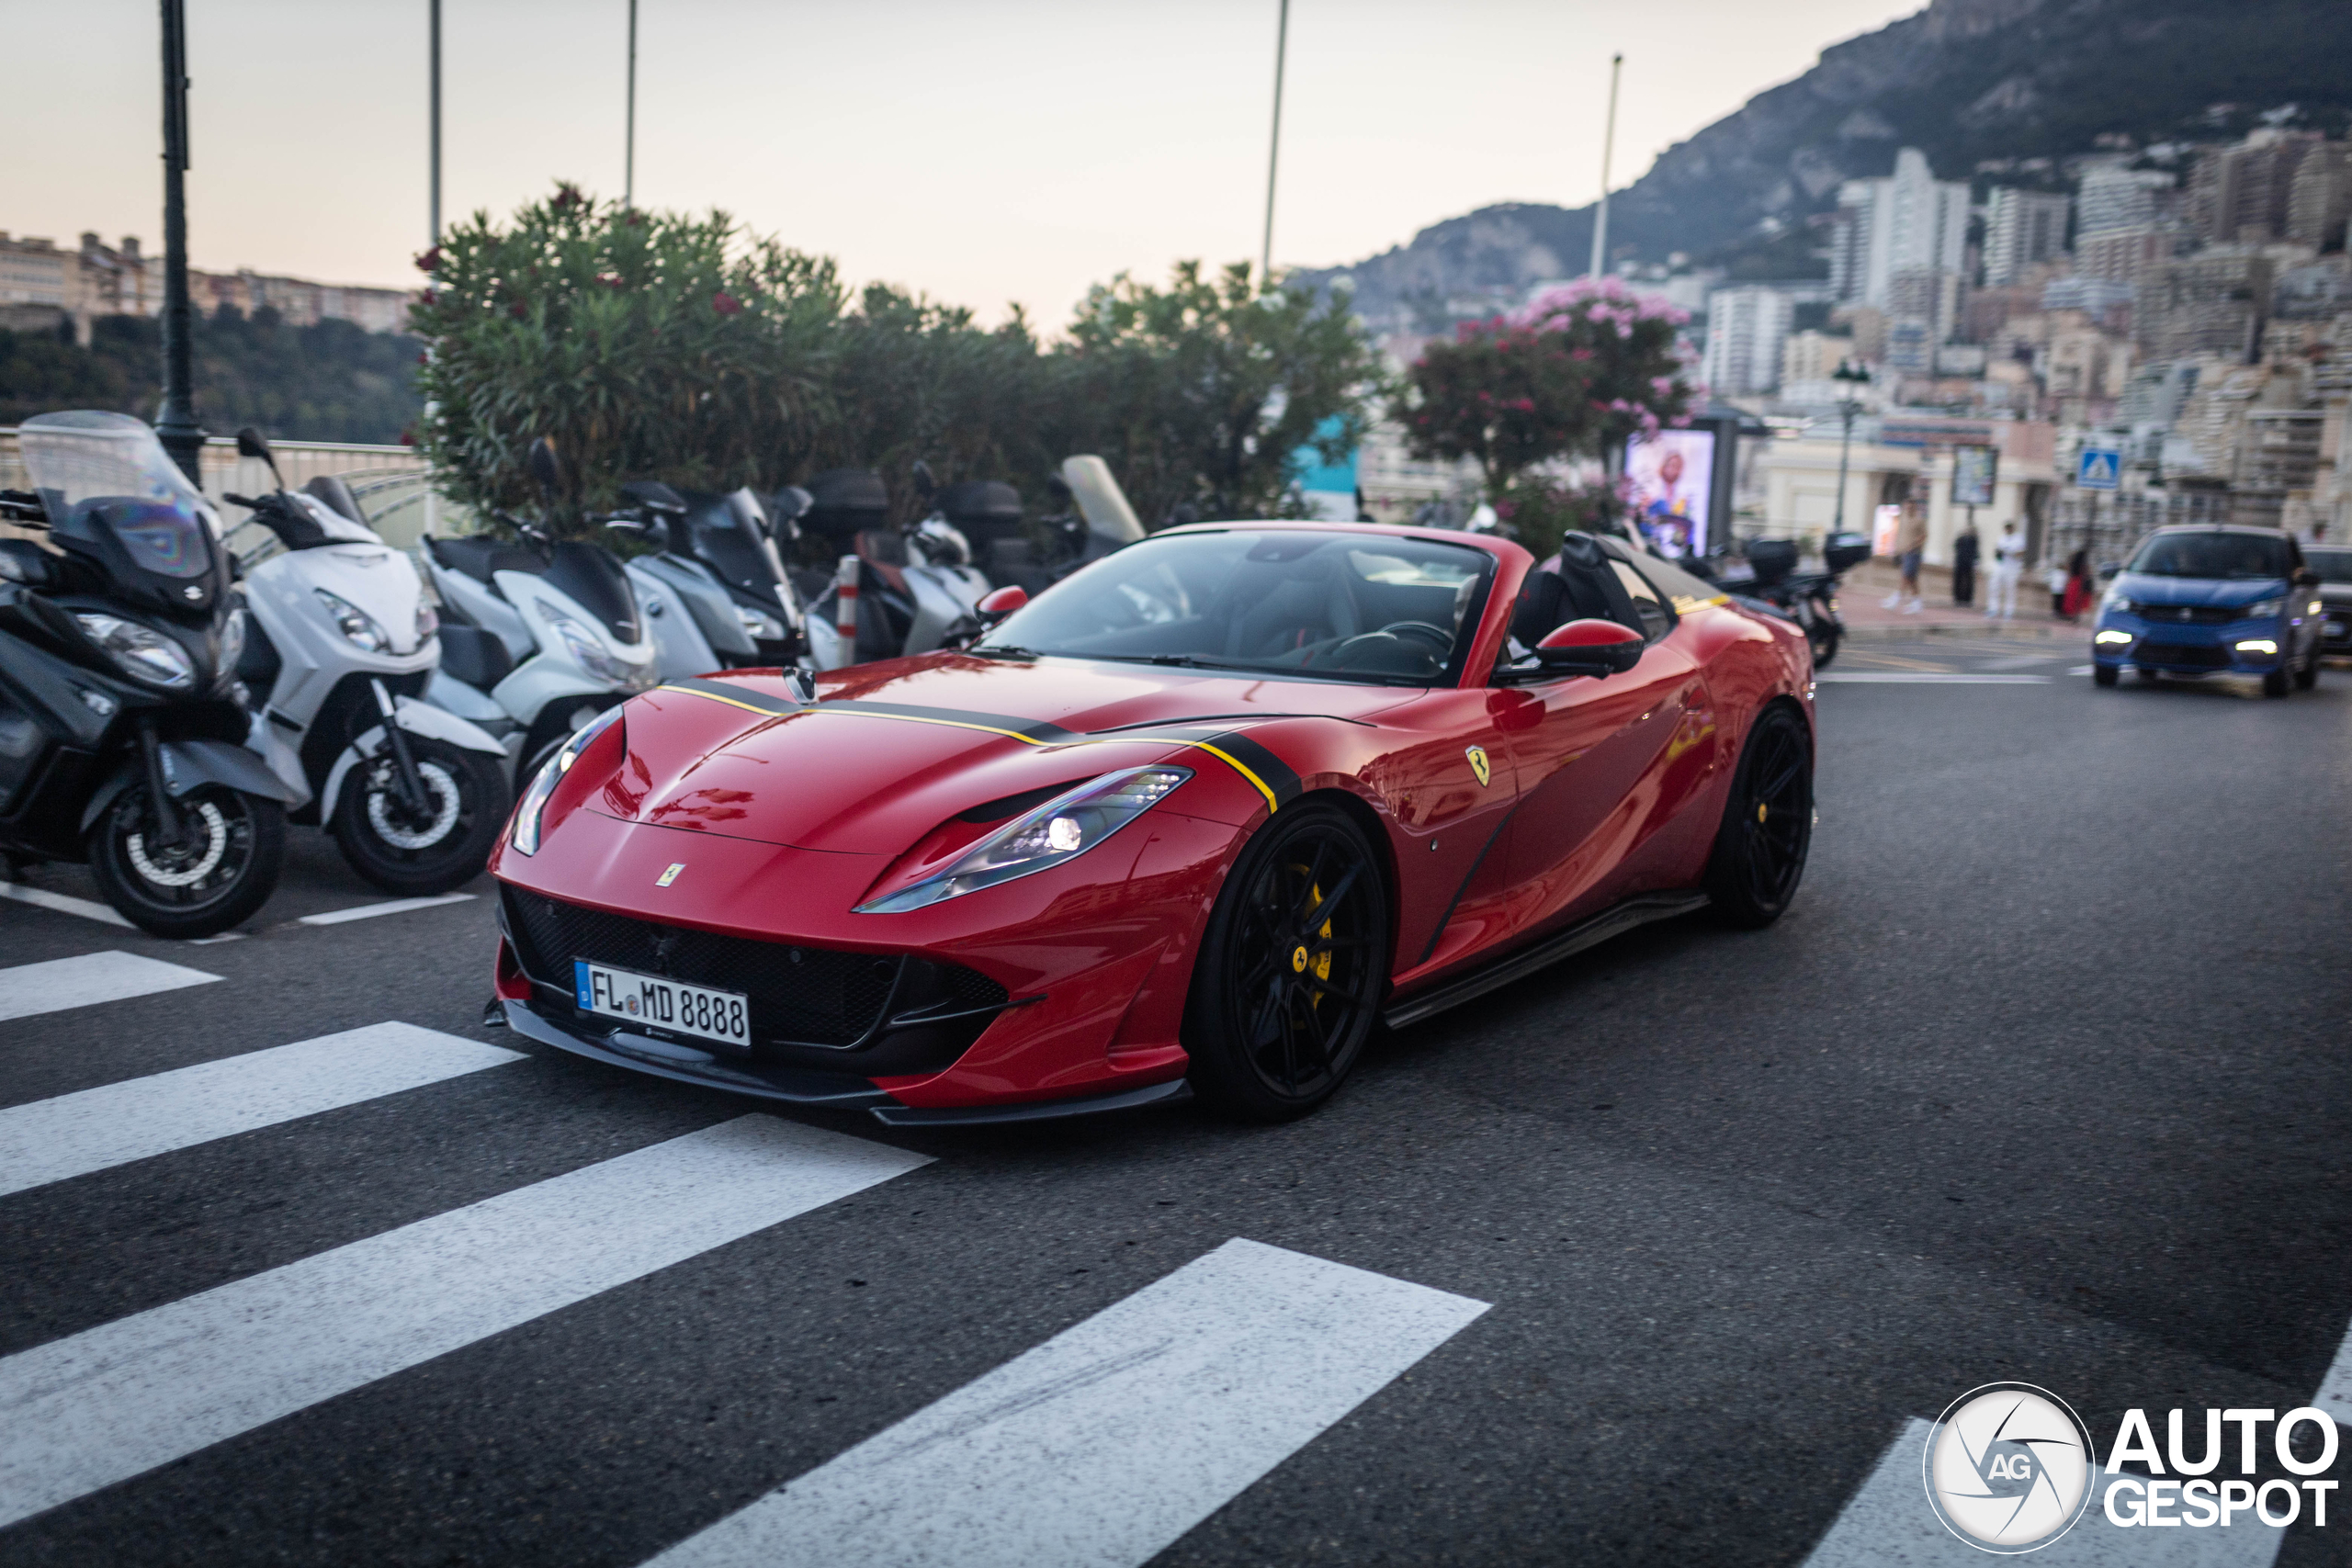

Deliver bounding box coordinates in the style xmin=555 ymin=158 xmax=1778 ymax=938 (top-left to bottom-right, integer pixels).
xmin=154 ymin=0 xmax=205 ymax=483
xmin=1586 ymin=53 xmax=1623 ymax=279
xmin=1829 ymin=359 xmax=1871 ymax=536
xmin=1260 ymin=0 xmax=1289 ymax=287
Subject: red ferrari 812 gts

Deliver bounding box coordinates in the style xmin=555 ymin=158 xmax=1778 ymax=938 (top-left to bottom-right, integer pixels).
xmin=489 ymin=523 xmax=1815 ymax=1123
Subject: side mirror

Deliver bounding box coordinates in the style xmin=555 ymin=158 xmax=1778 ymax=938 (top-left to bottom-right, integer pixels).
xmin=235 ymin=425 xmax=285 ymax=489
xmin=976 ymin=584 xmax=1028 ymax=623
xmin=526 ymin=437 xmax=566 ymax=497
xmin=2098 ymin=561 xmax=2121 ymax=581
xmin=911 ymin=460 xmax=938 ymax=502
xmin=1534 ymin=618 xmax=1644 ymax=677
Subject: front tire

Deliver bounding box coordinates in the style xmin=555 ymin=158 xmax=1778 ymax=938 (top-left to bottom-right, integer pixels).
xmin=1184 ymin=802 xmax=1389 ymax=1122
xmin=88 ymin=783 xmax=285 ymax=939
xmin=2093 ymin=664 xmax=2119 ymax=687
xmin=2295 ymin=650 xmax=2319 ymax=691
xmin=2263 ymin=666 xmax=2291 ymax=698
xmin=332 ymin=738 xmax=510 ymax=895
xmin=1703 ymin=704 xmax=1814 ymax=929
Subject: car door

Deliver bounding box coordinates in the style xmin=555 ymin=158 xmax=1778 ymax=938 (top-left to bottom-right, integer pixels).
xmin=1498 ymin=548 xmax=1708 ymax=932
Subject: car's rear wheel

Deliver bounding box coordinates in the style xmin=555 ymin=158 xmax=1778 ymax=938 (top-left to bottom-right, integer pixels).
xmin=1184 ymin=802 xmax=1388 ymax=1121
xmin=1704 ymin=704 xmax=1813 ymax=929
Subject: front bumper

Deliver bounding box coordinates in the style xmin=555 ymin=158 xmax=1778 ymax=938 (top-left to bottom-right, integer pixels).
xmin=2092 ymin=611 xmax=2288 ymax=676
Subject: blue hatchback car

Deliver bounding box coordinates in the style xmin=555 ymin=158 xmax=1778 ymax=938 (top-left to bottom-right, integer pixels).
xmin=2092 ymin=525 xmax=2324 ymax=696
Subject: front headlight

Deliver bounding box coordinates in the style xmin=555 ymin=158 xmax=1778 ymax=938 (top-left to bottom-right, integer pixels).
xmin=510 ymin=704 xmax=624 ymax=855
xmin=734 ymin=603 xmax=786 ymax=641
xmin=2245 ymin=597 xmax=2285 ymax=619
xmin=316 ymin=588 xmax=390 ymax=653
xmin=856 ymin=766 xmax=1192 ymax=913
xmin=540 ymin=603 xmax=628 ymax=685
xmin=219 ymin=606 xmax=246 ymax=672
xmin=73 ymin=612 xmax=196 ymax=689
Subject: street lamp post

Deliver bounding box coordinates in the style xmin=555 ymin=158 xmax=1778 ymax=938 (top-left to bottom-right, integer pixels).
xmin=624 ymin=0 xmax=638 ymax=207
xmin=154 ymin=0 xmax=204 ymax=483
xmin=1830 ymin=359 xmax=1871 ymax=536
xmin=1260 ymin=0 xmax=1288 ymax=287
xmin=1587 ymin=53 xmax=1623 ymax=280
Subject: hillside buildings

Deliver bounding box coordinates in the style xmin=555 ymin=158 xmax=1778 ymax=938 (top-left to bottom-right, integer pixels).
xmin=0 ymin=228 xmax=410 ymax=342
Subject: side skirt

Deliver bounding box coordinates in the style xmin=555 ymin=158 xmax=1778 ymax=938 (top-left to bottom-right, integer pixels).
xmin=1380 ymin=890 xmax=1711 ymax=1031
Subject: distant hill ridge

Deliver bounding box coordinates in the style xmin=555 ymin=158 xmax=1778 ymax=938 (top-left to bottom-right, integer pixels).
xmin=1300 ymin=0 xmax=2352 ymax=325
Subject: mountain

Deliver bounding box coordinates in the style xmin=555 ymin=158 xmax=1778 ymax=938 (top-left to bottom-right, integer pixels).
xmin=1301 ymin=0 xmax=2352 ymax=326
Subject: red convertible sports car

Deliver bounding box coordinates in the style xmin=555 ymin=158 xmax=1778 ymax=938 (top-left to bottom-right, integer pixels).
xmin=488 ymin=523 xmax=1815 ymax=1123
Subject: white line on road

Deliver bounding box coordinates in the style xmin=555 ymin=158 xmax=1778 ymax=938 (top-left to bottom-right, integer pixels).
xmin=0 ymin=1115 xmax=931 ymax=1529
xmin=647 ymin=1236 xmax=1489 ymax=1568
xmin=0 ymin=1023 xmax=522 ymax=1198
xmin=0 ymin=951 xmax=220 ymax=1024
xmin=1816 ymin=672 xmax=2055 ymax=684
xmin=296 ymin=893 xmax=477 ymax=926
xmin=1802 ymin=1417 xmax=2281 ymax=1568
xmin=0 ymin=880 xmax=130 ymax=929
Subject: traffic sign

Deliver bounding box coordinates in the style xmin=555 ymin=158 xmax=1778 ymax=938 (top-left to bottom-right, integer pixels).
xmin=2075 ymin=448 xmax=2120 ymax=491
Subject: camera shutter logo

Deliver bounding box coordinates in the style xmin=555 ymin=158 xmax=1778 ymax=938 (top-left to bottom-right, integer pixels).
xmin=1922 ymin=1383 xmax=2096 ymax=1553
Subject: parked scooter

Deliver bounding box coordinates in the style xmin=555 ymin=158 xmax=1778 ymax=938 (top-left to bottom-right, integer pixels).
xmin=1704 ymin=533 xmax=1868 ymax=668
xmin=612 ymin=481 xmax=808 ymax=680
xmin=0 ymin=412 xmax=297 ymax=937
xmin=415 ymin=440 xmax=660 ymax=780
xmin=1034 ymin=456 xmax=1146 ymax=589
xmin=225 ymin=429 xmax=511 ymax=895
xmin=800 ymin=464 xmax=994 ymax=669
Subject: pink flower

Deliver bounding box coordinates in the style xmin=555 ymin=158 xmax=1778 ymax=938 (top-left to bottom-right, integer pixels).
xmin=413 ymin=247 xmax=441 ymax=275
xmin=712 ymin=291 xmax=743 ymax=316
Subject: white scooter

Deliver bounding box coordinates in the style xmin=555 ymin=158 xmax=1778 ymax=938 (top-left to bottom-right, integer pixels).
xmin=415 ymin=439 xmax=661 ymax=780
xmin=225 ymin=429 xmax=512 ymax=895
xmin=801 ymin=462 xmax=992 ymax=670
xmin=612 ymin=481 xmax=808 ymax=680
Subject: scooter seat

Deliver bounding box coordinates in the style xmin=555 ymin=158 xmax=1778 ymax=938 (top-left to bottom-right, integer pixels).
xmin=427 ymin=534 xmax=543 ymax=589
xmin=435 ymin=623 xmax=515 ymax=690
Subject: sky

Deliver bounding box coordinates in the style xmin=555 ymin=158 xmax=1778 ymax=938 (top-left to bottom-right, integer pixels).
xmin=7 ymin=1 xmax=1921 ymax=332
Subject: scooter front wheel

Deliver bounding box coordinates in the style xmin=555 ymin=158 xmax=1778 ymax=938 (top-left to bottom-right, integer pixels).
xmin=331 ymin=738 xmax=510 ymax=895
xmin=1806 ymin=615 xmax=1841 ymax=670
xmin=88 ymin=782 xmax=286 ymax=939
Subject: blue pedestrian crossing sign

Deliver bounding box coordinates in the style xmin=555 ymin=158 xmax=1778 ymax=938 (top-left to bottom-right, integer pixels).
xmin=2075 ymin=448 xmax=2121 ymax=491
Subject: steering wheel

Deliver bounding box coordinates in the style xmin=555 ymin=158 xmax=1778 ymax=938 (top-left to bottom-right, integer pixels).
xmin=1323 ymin=620 xmax=1454 ymax=671
xmin=1378 ymin=620 xmax=1454 ymax=652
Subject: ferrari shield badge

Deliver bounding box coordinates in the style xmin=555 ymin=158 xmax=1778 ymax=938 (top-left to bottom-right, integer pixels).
xmin=656 ymin=863 xmax=685 ymax=887
xmin=1465 ymin=746 xmax=1491 ymax=787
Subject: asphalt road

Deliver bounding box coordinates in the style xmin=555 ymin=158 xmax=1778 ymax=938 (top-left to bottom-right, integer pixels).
xmin=3 ymin=636 xmax=2348 ymax=1567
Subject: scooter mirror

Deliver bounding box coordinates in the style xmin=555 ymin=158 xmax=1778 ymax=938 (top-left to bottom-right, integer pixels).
xmin=527 ymin=438 xmax=566 ymax=497
xmin=910 ymin=460 xmax=937 ymax=501
xmin=235 ymin=426 xmax=285 ymax=487
xmin=769 ymin=486 xmax=813 ymax=529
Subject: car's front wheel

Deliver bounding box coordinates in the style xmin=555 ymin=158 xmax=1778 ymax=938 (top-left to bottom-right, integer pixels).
xmin=1184 ymin=802 xmax=1389 ymax=1122
xmin=2093 ymin=664 xmax=2120 ymax=687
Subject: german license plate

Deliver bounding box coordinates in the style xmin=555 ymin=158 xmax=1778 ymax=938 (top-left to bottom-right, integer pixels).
xmin=573 ymin=959 xmax=750 ymax=1049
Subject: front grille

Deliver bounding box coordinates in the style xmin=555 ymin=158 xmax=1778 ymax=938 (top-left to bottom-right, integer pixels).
xmin=2135 ymin=641 xmax=2231 ymax=669
xmin=2134 ymin=604 xmax=2240 ymax=626
xmin=503 ymin=889 xmax=1004 ymax=1049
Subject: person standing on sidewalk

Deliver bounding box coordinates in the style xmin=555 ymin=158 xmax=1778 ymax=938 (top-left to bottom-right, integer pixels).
xmin=1986 ymin=522 xmax=2023 ymax=619
xmin=2062 ymin=547 xmax=2096 ymax=621
xmin=1951 ymin=522 xmax=1979 ymax=607
xmin=1880 ymin=502 xmax=1929 ymax=614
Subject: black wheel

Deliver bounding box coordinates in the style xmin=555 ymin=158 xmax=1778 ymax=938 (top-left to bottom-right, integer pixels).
xmin=87 ymin=783 xmax=285 ymax=939
xmin=2135 ymin=667 xmax=2160 ymax=682
xmin=1806 ymin=617 xmax=1839 ymax=670
xmin=2263 ymin=666 xmax=2291 ymax=698
xmin=331 ymin=738 xmax=510 ymax=895
xmin=2295 ymin=651 xmax=2318 ymax=691
xmin=1703 ymin=704 xmax=1813 ymax=929
xmin=1184 ymin=803 xmax=1389 ymax=1121
xmin=2093 ymin=664 xmax=2120 ymax=687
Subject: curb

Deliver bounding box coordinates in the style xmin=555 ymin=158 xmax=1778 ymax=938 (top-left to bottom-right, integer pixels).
xmin=1842 ymin=620 xmax=2087 ymax=642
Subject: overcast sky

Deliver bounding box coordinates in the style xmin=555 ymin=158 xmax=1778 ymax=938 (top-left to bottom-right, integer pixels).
xmin=11 ymin=1 xmax=1918 ymax=331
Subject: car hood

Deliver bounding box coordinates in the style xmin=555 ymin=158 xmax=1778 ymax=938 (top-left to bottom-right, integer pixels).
xmin=2112 ymin=571 xmax=2288 ymax=609
xmin=591 ymin=652 xmax=1413 ymax=852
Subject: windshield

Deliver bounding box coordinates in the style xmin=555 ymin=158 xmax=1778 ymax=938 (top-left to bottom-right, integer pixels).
xmin=2306 ymin=547 xmax=2352 ymax=584
xmin=2126 ymin=531 xmax=2292 ymax=581
xmin=977 ymin=528 xmax=1494 ymax=684
xmin=17 ymin=411 xmax=220 ymax=577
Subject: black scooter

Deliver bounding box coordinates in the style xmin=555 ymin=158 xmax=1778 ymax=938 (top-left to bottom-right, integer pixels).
xmin=1703 ymin=533 xmax=1868 ymax=669
xmin=0 ymin=412 xmax=297 ymax=937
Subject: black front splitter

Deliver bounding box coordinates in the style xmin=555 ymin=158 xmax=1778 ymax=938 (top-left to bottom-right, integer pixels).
xmin=502 ymin=1001 xmax=1194 ymax=1125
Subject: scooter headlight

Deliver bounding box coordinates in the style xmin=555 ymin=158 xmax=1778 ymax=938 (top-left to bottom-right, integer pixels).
xmin=219 ymin=606 xmax=246 ymax=672
xmin=415 ymin=599 xmax=439 ymax=640
xmin=540 ymin=602 xmax=650 ymax=690
xmin=734 ymin=603 xmax=786 ymax=641
xmin=73 ymin=612 xmax=197 ymax=689
xmin=316 ymin=588 xmax=391 ymax=653
xmin=856 ymin=766 xmax=1190 ymax=912
xmin=510 ymin=704 xmax=625 ymax=855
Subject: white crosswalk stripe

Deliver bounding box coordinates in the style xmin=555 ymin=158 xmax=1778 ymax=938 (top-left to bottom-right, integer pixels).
xmin=0 ymin=1114 xmax=932 ymax=1529
xmin=296 ymin=893 xmax=477 ymax=926
xmin=647 ymin=1237 xmax=1489 ymax=1568
xmin=0 ymin=1022 xmax=522 ymax=1198
xmin=0 ymin=951 xmax=220 ymax=1023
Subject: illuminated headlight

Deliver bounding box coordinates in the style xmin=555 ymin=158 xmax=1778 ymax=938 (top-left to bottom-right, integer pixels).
xmin=857 ymin=766 xmax=1192 ymax=913
xmin=510 ymin=704 xmax=624 ymax=855
xmin=2094 ymin=628 xmax=2133 ymax=645
xmin=415 ymin=599 xmax=439 ymax=640
xmin=316 ymin=588 xmax=390 ymax=653
xmin=2245 ymin=597 xmax=2285 ymax=619
xmin=73 ymin=612 xmax=196 ymax=688
xmin=2235 ymin=638 xmax=2278 ymax=655
xmin=734 ymin=603 xmax=786 ymax=641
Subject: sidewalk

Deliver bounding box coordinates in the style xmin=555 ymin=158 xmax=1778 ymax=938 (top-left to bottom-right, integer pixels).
xmin=1834 ymin=560 xmax=2091 ymax=642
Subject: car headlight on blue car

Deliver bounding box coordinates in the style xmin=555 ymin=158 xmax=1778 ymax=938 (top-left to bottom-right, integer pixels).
xmin=510 ymin=705 xmax=625 ymax=855
xmin=858 ymin=766 xmax=1192 ymax=913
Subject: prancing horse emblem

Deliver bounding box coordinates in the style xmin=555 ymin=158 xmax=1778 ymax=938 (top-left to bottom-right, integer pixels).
xmin=656 ymin=863 xmax=685 ymax=887
xmin=1464 ymin=746 xmax=1490 ymax=787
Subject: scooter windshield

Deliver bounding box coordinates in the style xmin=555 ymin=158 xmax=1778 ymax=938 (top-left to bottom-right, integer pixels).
xmin=18 ymin=411 xmax=220 ymax=573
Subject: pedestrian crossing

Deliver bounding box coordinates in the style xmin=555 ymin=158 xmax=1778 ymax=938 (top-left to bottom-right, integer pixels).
xmin=0 ymin=942 xmax=1491 ymax=1563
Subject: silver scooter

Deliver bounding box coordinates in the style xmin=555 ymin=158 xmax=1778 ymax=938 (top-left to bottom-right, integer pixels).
xmin=414 ymin=440 xmax=660 ymax=780
xmin=613 ymin=481 xmax=808 ymax=680
xmin=226 ymin=429 xmax=512 ymax=895
xmin=800 ymin=463 xmax=994 ymax=670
